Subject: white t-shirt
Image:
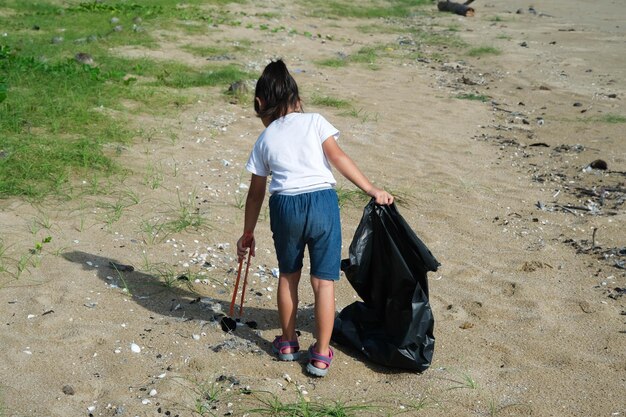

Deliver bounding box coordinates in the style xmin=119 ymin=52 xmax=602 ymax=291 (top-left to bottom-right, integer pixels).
xmin=246 ymin=112 xmax=340 ymax=195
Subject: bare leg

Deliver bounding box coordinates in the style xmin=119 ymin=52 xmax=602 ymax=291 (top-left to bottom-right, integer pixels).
xmin=277 ymin=270 xmax=301 ymax=349
xmin=310 ymin=275 xmax=335 ymax=368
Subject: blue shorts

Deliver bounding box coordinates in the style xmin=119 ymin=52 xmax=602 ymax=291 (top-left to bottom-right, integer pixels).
xmin=269 ymin=189 xmax=341 ymax=281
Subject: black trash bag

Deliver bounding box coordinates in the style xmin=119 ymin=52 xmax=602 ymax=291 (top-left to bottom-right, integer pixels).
xmin=332 ymin=199 xmax=440 ymax=372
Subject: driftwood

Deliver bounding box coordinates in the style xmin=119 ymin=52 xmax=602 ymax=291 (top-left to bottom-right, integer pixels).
xmin=437 ymin=0 xmax=475 ymax=16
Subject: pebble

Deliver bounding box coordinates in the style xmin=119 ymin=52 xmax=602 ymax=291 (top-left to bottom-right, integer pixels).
xmin=62 ymin=385 xmax=75 ymax=395
xmin=75 ymin=52 xmax=94 ymax=66
xmin=149 ymin=389 xmax=157 ymax=396
xmin=130 ymin=343 xmax=141 ymax=353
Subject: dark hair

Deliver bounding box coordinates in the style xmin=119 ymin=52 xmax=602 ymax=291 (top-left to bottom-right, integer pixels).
xmin=254 ymin=59 xmax=301 ymax=123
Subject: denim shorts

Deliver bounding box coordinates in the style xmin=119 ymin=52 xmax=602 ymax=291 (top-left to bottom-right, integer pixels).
xmin=269 ymin=188 xmax=341 ymax=281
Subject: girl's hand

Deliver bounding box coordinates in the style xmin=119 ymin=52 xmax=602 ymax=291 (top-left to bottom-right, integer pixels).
xmin=237 ymin=232 xmax=255 ymax=261
xmin=368 ymin=187 xmax=394 ymax=205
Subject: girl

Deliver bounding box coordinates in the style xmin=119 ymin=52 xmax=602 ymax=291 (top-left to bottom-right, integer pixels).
xmin=236 ymin=59 xmax=393 ymax=377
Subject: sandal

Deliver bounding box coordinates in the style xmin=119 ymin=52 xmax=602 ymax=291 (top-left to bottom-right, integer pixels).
xmin=272 ymin=336 xmax=301 ymax=361
xmin=306 ymin=344 xmax=334 ymax=377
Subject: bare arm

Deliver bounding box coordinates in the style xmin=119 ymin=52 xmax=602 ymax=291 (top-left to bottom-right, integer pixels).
xmin=322 ymin=137 xmax=393 ymax=205
xmin=237 ymin=174 xmax=267 ymax=260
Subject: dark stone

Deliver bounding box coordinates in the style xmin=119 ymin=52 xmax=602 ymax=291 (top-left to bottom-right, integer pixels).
xmin=589 ymin=159 xmax=608 ymax=170
xmin=62 ymin=385 xmax=75 ymax=395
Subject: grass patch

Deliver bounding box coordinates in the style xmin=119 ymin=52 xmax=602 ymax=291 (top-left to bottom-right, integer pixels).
xmin=181 ymin=44 xmax=231 ymax=57
xmin=467 ymin=46 xmax=501 ymax=57
xmin=307 ymin=0 xmax=431 ymax=19
xmin=456 ymin=93 xmax=490 ymax=102
xmin=316 ymin=57 xmax=348 ymax=68
xmin=246 ymin=391 xmax=380 ymax=416
xmin=593 ymin=113 xmax=626 ymax=123
xmin=0 ymin=1 xmax=253 ymax=199
xmin=310 ymin=94 xmax=351 ymax=109
xmin=316 ymin=45 xmax=389 ymax=69
xmin=153 ymin=64 xmax=252 ymax=88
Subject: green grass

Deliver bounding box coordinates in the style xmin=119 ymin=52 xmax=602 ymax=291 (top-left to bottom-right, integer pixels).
xmin=317 ymin=45 xmax=390 ymax=69
xmin=310 ymin=94 xmax=351 ymax=109
xmin=593 ymin=113 xmax=626 ymax=123
xmin=307 ymin=0 xmax=431 ymax=19
xmin=154 ymin=64 xmax=252 ymax=88
xmin=456 ymin=93 xmax=490 ymax=102
xmin=163 ymin=189 xmax=210 ymax=233
xmin=246 ymin=391 xmax=380 ymax=416
xmin=181 ymin=44 xmax=231 ymax=57
xmin=0 ymin=1 xmax=253 ymax=199
xmin=467 ymin=46 xmax=501 ymax=57
xmin=317 ymin=57 xmax=348 ymax=68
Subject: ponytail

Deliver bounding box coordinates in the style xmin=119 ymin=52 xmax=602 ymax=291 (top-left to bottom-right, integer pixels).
xmin=254 ymin=59 xmax=301 ymax=123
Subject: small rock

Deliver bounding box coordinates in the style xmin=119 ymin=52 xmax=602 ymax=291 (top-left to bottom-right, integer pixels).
xmin=579 ymin=301 xmax=596 ymax=313
xmin=110 ymin=17 xmax=120 ymax=24
xmin=228 ymin=81 xmax=249 ymax=95
xmin=573 ymin=102 xmax=582 ymax=107
xmin=51 ymin=36 xmax=63 ymax=44
xmin=130 ymin=343 xmax=141 ymax=353
xmin=62 ymin=385 xmax=75 ymax=395
xmin=149 ymin=389 xmax=157 ymax=396
xmin=589 ymin=159 xmax=608 ymax=170
xmin=519 ymin=41 xmax=528 ymax=47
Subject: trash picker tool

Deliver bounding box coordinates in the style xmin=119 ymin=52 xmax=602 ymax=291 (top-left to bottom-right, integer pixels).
xmin=238 ymin=250 xmax=252 ymax=316
xmin=229 ymin=249 xmax=252 ymax=317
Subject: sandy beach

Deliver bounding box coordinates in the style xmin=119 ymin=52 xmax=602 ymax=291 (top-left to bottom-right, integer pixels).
xmin=0 ymin=0 xmax=624 ymax=416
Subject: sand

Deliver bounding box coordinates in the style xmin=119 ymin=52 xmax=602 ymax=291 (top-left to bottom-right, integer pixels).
xmin=0 ymin=0 xmax=624 ymax=416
